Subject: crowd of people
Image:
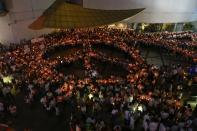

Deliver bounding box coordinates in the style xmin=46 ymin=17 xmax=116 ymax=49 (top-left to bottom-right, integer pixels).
xmin=124 ymin=31 xmax=197 ymax=63
xmin=0 ymin=28 xmax=196 ymax=130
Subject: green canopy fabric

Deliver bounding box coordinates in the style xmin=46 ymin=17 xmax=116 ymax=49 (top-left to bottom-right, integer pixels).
xmin=29 ymin=0 xmax=144 ymax=30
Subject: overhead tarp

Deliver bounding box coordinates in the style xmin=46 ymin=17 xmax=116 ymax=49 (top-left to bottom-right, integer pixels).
xmin=127 ymin=0 xmax=197 ymax=23
xmin=84 ymin=0 xmax=197 ymax=23
xmin=29 ymin=0 xmax=144 ymax=30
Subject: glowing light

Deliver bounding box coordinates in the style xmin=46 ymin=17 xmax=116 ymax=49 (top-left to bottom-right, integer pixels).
xmin=118 ymin=23 xmax=124 ymax=28
xmin=88 ymin=93 xmax=93 ymax=99
xmin=108 ymin=24 xmax=116 ymax=28
xmin=2 ymin=76 xmax=13 ymax=84
xmin=137 ymin=105 xmax=143 ymax=112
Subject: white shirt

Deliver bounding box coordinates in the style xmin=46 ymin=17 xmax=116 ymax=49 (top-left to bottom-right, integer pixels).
xmin=2 ymin=87 xmax=11 ymax=95
xmin=149 ymin=122 xmax=158 ymax=131
xmin=112 ymin=109 xmax=118 ymax=115
xmin=161 ymin=112 xmax=169 ymax=119
xmin=45 ymin=83 xmax=50 ymax=91
xmin=28 ymin=84 xmax=33 ymax=90
xmin=128 ymin=96 xmax=133 ymax=103
xmin=143 ymin=121 xmax=149 ymax=131
xmin=55 ymin=107 xmax=60 ymax=116
xmin=76 ymin=125 xmax=81 ymax=131
xmin=124 ymin=110 xmax=130 ymax=120
xmin=130 ymin=116 xmax=135 ymax=129
xmin=143 ymin=114 xmax=150 ymax=122
xmin=81 ymin=106 xmax=86 ymax=113
xmin=159 ymin=123 xmax=166 ymax=131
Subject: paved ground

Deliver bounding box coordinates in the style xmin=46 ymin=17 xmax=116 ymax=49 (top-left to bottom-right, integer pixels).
xmin=13 ymin=93 xmax=67 ymax=131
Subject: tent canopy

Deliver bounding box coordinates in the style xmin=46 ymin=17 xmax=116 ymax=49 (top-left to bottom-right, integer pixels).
xmin=29 ymin=0 xmax=144 ymax=30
